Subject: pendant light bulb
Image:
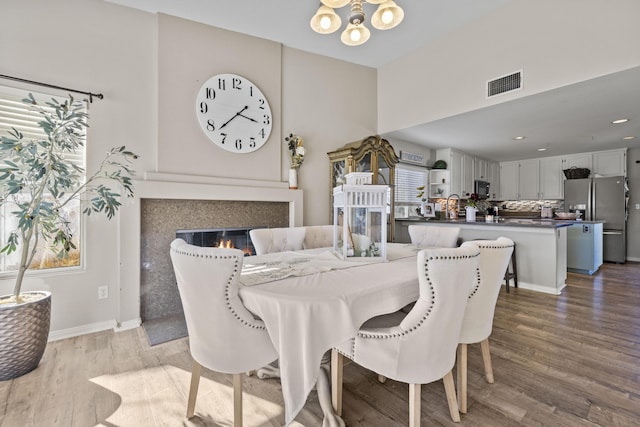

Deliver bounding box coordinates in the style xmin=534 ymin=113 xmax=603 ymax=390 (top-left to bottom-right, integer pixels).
xmin=341 ymin=23 xmax=370 ymax=46
xmin=371 ymin=1 xmax=404 ymax=30
xmin=320 ymin=0 xmax=350 ymax=7
xmin=310 ymin=5 xmax=341 ymax=34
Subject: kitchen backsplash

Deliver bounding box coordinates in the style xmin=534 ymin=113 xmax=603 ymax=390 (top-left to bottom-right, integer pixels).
xmin=396 ymin=198 xmax=566 ymax=218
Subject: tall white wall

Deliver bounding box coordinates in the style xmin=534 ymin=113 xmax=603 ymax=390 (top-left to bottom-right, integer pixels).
xmin=0 ymin=0 xmax=377 ymax=336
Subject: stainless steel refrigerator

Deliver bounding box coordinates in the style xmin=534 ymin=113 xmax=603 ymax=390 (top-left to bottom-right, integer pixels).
xmin=564 ymin=176 xmax=628 ymax=263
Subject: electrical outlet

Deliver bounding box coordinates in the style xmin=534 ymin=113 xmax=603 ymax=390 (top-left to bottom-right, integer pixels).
xmin=636 ymin=203 xmax=640 ymax=210
xmin=98 ymin=286 xmax=108 ymax=300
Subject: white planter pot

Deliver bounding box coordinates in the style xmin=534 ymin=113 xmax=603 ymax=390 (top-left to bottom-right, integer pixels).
xmin=465 ymin=207 xmax=477 ymax=222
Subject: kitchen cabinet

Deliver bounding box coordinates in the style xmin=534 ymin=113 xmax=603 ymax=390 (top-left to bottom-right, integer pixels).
xmin=518 ymin=159 xmax=540 ymax=200
xmin=488 ymin=161 xmax=500 ymax=199
xmin=592 ymin=149 xmax=626 ymax=176
xmin=474 ymin=158 xmax=488 ymax=181
xmin=500 ymin=157 xmax=563 ymax=200
xmin=539 ymin=156 xmax=564 ymax=199
xmin=428 ymin=169 xmax=450 ymax=198
xmin=500 ymin=161 xmax=519 ymax=200
xmin=327 ymin=135 xmax=399 ymax=241
xmin=562 ymin=153 xmax=593 ymax=171
xmin=436 ymin=148 xmax=474 ymax=197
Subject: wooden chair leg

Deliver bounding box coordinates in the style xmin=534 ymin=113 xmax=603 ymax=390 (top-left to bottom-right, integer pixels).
xmin=456 ymin=344 xmax=468 ymax=414
xmin=331 ymin=349 xmax=344 ymax=416
xmin=233 ymin=373 xmax=243 ymax=427
xmin=409 ymin=383 xmax=421 ymax=427
xmin=443 ymin=370 xmax=461 ymax=422
xmin=186 ymin=361 xmax=202 ymax=419
xmin=480 ymin=339 xmax=494 ymax=384
xmin=378 ymin=374 xmax=387 ymax=383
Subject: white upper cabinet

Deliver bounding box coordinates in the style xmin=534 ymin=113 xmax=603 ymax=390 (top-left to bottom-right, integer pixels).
xmin=474 ymin=158 xmax=488 ymax=181
xmin=500 ymin=161 xmax=519 ymax=200
xmin=592 ymin=148 xmax=626 ymax=176
xmin=539 ymin=156 xmax=564 ymax=199
xmin=488 ymin=161 xmax=500 ymax=200
xmin=562 ymin=153 xmax=593 ymax=171
xmin=436 ymin=149 xmax=474 ymax=197
xmin=518 ymin=159 xmax=540 ymax=200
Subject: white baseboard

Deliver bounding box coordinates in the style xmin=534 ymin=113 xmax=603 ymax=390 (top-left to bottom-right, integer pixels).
xmin=48 ymin=320 xmax=117 ymax=342
xmin=47 ymin=317 xmax=141 ymax=342
xmin=626 ymin=257 xmax=640 ymax=262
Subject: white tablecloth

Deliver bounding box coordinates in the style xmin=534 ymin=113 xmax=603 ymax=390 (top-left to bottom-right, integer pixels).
xmin=238 ymin=244 xmax=420 ymax=425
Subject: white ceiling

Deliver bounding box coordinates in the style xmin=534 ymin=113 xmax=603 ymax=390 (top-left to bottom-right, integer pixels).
xmin=107 ymin=0 xmax=639 ymax=162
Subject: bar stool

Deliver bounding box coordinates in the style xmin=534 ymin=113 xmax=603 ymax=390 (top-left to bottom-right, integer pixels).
xmin=504 ymin=242 xmax=518 ymax=292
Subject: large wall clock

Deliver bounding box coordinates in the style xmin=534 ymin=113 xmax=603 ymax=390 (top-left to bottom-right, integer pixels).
xmin=196 ymin=73 xmax=273 ymax=153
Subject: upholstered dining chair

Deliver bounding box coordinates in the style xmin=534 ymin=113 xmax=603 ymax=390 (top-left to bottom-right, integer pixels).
xmin=331 ymin=242 xmax=481 ymax=426
xmin=169 ymin=239 xmax=278 ymax=426
xmin=249 ymin=227 xmax=306 ymax=254
xmin=302 ymin=225 xmax=334 ymax=249
xmin=408 ymin=225 xmax=461 ymax=248
xmin=456 ymin=237 xmax=514 ymax=414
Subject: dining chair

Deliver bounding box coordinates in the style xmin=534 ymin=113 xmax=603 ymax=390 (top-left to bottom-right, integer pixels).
xmin=169 ymin=238 xmax=278 ymax=426
xmin=331 ymin=242 xmax=481 ymax=426
xmin=408 ymin=225 xmax=460 ymax=248
xmin=249 ymin=227 xmax=306 ymax=254
xmin=456 ymin=237 xmax=514 ymax=414
xmin=302 ymin=225 xmax=334 ymax=249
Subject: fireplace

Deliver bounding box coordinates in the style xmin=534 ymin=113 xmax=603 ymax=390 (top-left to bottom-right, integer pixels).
xmin=176 ymin=226 xmax=265 ymax=255
xmin=116 ymin=174 xmax=304 ymax=339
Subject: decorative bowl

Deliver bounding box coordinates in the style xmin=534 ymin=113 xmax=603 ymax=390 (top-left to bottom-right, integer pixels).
xmin=555 ymin=212 xmax=578 ymax=220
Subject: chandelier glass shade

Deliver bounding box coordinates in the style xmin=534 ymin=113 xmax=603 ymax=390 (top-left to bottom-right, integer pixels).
xmin=310 ymin=0 xmax=404 ymax=46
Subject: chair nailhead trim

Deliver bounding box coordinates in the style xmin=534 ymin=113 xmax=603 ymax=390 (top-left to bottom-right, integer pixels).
xmin=171 ymin=248 xmax=267 ymax=331
xmin=355 ymin=252 xmax=480 ymax=341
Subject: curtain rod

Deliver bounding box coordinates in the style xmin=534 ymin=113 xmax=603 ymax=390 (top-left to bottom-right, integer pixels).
xmin=0 ymin=74 xmax=103 ymax=103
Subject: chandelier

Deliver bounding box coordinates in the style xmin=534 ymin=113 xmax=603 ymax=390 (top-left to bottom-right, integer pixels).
xmin=310 ymin=0 xmax=404 ymax=46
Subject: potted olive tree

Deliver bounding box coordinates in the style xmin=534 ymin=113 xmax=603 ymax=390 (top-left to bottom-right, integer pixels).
xmin=0 ymin=93 xmax=138 ymax=380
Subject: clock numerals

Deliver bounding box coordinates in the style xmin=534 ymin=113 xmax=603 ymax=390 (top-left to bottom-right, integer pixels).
xmin=197 ymin=74 xmax=272 ymax=154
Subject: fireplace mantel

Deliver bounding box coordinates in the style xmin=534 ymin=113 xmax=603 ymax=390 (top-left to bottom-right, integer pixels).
xmin=117 ymin=173 xmax=304 ymax=330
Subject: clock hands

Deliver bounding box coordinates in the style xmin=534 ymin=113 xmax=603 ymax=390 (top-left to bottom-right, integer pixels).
xmin=220 ymin=105 xmax=249 ymax=129
xmin=220 ymin=106 xmax=259 ymax=129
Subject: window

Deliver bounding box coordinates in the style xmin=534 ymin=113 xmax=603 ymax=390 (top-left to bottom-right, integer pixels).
xmin=0 ymin=86 xmax=86 ymax=274
xmin=395 ymin=164 xmax=429 ymax=203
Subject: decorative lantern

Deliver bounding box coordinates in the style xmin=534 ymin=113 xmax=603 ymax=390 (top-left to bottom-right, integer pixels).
xmin=333 ymin=172 xmax=388 ymax=261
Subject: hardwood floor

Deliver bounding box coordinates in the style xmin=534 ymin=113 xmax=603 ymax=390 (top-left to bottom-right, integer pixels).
xmin=1 ymin=261 xmax=639 ymax=426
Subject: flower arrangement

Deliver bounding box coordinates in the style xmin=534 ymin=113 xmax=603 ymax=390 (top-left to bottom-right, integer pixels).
xmin=285 ymin=132 xmax=305 ymax=169
xmin=467 ymin=193 xmax=480 ymax=208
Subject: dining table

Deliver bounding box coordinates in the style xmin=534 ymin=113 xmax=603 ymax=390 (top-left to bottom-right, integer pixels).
xmin=238 ymin=243 xmax=422 ymax=425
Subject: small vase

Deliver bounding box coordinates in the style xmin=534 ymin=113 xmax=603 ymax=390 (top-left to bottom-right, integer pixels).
xmin=466 ymin=206 xmax=477 ymax=222
xmin=289 ymin=168 xmax=298 ymax=189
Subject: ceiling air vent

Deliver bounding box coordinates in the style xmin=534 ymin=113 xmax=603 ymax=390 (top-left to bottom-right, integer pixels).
xmin=487 ymin=71 xmax=522 ymax=97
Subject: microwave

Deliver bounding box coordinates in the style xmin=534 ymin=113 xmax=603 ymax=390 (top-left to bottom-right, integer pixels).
xmin=474 ymin=180 xmax=490 ymax=199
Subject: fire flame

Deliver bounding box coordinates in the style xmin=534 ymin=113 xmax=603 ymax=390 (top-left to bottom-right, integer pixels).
xmin=219 ymin=239 xmax=233 ymax=248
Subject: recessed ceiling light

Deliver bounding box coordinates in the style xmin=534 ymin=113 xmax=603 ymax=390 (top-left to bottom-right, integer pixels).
xmin=537 ymin=148 xmax=547 ymax=152
xmin=623 ymin=136 xmax=636 ymax=140
xmin=611 ymin=118 xmax=630 ymax=124
xmin=513 ymin=136 xmax=526 ymax=141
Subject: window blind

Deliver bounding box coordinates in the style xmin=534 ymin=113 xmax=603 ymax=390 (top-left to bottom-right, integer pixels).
xmin=0 ymin=87 xmax=86 ymax=172
xmin=395 ymin=164 xmax=429 ymax=203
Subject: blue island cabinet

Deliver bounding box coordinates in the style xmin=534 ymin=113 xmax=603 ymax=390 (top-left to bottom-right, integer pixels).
xmin=567 ymin=223 xmax=603 ymax=275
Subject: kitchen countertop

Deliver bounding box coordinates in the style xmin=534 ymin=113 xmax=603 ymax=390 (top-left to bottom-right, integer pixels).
xmin=395 ymin=217 xmax=604 ymax=228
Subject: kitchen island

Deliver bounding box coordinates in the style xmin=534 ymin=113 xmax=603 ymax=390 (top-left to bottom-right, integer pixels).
xmin=395 ymin=217 xmax=591 ymax=295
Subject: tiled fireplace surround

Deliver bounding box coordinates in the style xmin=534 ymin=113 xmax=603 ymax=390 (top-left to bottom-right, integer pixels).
xmin=117 ymin=173 xmax=303 ymax=329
